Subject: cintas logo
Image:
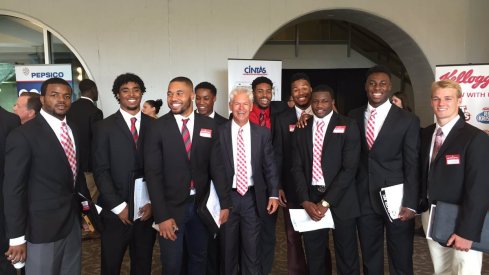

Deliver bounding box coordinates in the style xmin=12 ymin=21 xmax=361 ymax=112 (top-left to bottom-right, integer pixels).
xmin=439 ymin=69 xmax=489 ymax=89
xmin=476 ymin=107 xmax=489 ymax=124
xmin=243 ymin=65 xmax=267 ymax=75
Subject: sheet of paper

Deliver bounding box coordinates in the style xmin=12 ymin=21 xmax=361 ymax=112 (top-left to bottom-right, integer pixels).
xmin=425 ymin=204 xmax=437 ymax=240
xmin=380 ymin=183 xmax=404 ymax=222
xmin=289 ymin=209 xmax=335 ymax=232
xmin=206 ymin=181 xmax=221 ymax=228
xmin=133 ymin=178 xmax=150 ymax=221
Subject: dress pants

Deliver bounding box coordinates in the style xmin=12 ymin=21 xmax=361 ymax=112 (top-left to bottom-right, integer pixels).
xmin=205 ymin=232 xmax=220 ymax=275
xmin=260 ymin=210 xmax=277 ymax=275
xmin=158 ymin=197 xmax=209 ymax=275
xmin=282 ymin=204 xmax=308 ymax=275
xmin=221 ymin=189 xmax=261 ymax=275
xmin=26 ymin=215 xmax=81 ymax=275
xmin=421 ymin=211 xmax=483 ymax=275
xmin=84 ymin=172 xmax=99 ymax=202
xmin=357 ymin=212 xmax=414 ymax=275
xmin=100 ymin=212 xmax=156 ymax=275
xmin=303 ymin=228 xmax=332 ymax=275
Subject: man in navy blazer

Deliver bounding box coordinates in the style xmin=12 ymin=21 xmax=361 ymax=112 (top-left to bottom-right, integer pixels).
xmin=144 ymin=77 xmax=231 ymax=275
xmin=93 ymin=73 xmax=155 ymax=275
xmin=419 ymin=79 xmax=489 ymax=274
xmin=219 ymin=86 xmax=279 ymax=275
xmin=3 ymin=78 xmax=89 ymax=275
xmin=348 ymin=65 xmax=420 ymax=275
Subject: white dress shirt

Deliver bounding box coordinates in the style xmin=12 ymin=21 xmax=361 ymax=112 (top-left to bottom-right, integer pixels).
xmin=295 ymin=105 xmax=313 ymax=120
xmin=429 ymin=116 xmax=460 ymax=164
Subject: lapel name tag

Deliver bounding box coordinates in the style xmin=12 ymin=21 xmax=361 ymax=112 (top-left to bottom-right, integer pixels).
xmin=200 ymin=128 xmax=212 ymax=138
xmin=333 ymin=125 xmax=346 ymax=133
xmin=289 ymin=124 xmax=296 ymax=132
xmin=445 ymin=154 xmax=461 ymax=165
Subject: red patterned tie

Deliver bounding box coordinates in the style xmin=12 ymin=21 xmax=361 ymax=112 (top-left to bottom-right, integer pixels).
xmin=130 ymin=117 xmax=138 ymax=145
xmin=61 ymin=122 xmax=77 ymax=183
xmin=181 ymin=119 xmax=194 ymax=190
xmin=312 ymin=121 xmax=325 ymax=183
xmin=236 ymin=128 xmax=248 ymax=196
xmin=259 ymin=111 xmax=265 ymax=127
xmin=431 ymin=128 xmax=444 ymax=163
xmin=366 ymin=108 xmax=377 ymax=150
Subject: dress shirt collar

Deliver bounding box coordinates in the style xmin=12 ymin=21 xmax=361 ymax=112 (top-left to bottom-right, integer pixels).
xmin=40 ymin=108 xmax=67 ymax=127
xmin=367 ymin=100 xmax=392 ymax=116
xmin=436 ymin=116 xmax=460 ymax=137
xmin=313 ymin=110 xmax=333 ymax=129
xmin=295 ymin=105 xmax=312 ymax=119
xmin=80 ymin=96 xmax=94 ymax=104
xmin=232 ymin=119 xmax=250 ymax=133
xmin=174 ymin=110 xmax=195 ymax=122
xmin=119 ymin=108 xmax=141 ymax=123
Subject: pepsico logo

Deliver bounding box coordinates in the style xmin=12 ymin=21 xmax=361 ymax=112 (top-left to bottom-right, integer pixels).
xmin=476 ymin=107 xmax=489 ymax=124
xmin=22 ymin=67 xmax=30 ymax=76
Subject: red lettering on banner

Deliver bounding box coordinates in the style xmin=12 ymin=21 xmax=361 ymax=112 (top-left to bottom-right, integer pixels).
xmin=439 ymin=69 xmax=489 ymax=89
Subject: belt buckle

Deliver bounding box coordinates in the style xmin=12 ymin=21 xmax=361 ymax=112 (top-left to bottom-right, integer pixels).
xmin=316 ymin=185 xmax=326 ymax=193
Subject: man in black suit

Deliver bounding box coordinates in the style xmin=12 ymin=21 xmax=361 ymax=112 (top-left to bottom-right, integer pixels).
xmin=195 ymin=81 xmax=228 ymax=125
xmin=93 ymin=73 xmax=155 ymax=275
xmin=419 ymin=79 xmax=489 ymax=274
xmin=219 ymin=86 xmax=279 ymax=275
xmin=13 ymin=92 xmax=41 ymax=124
xmin=273 ymin=72 xmax=312 ymax=275
xmin=194 ymin=81 xmax=227 ymax=275
xmin=348 ymin=65 xmax=420 ymax=275
xmin=0 ymin=106 xmax=20 ymax=275
xmin=145 ymin=76 xmax=231 ymax=275
xmin=3 ymin=77 xmax=89 ymax=275
xmin=292 ymin=85 xmax=361 ymax=275
xmin=68 ymin=79 xmax=103 ymax=201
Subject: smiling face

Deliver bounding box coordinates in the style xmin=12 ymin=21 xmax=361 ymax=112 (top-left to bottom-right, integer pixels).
xmin=167 ymin=81 xmax=194 ymax=117
xmin=291 ymin=79 xmax=312 ymax=109
xmin=311 ymin=91 xmax=334 ymax=118
xmin=195 ymin=88 xmax=216 ymax=116
xmin=230 ymin=91 xmax=252 ymax=126
xmin=117 ymin=81 xmax=142 ymax=115
xmin=365 ymin=72 xmax=392 ymax=108
xmin=431 ymin=87 xmax=462 ymax=126
xmin=40 ymin=83 xmax=72 ymax=120
xmin=253 ymin=83 xmax=273 ymax=109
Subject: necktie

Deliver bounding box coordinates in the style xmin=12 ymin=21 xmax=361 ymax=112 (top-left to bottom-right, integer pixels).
xmin=60 ymin=122 xmax=77 ymax=183
xmin=236 ymin=128 xmax=248 ymax=196
xmin=366 ymin=108 xmax=377 ymax=150
xmin=130 ymin=117 xmax=138 ymax=145
xmin=181 ymin=119 xmax=194 ymax=190
xmin=259 ymin=111 xmax=265 ymax=127
xmin=431 ymin=128 xmax=444 ymax=163
xmin=312 ymin=121 xmax=325 ymax=183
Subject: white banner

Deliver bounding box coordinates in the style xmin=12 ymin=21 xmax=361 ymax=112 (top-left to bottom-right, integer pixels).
xmin=227 ymin=59 xmax=282 ymax=101
xmin=15 ymin=64 xmax=72 ymax=95
xmin=436 ymin=64 xmax=489 ymax=133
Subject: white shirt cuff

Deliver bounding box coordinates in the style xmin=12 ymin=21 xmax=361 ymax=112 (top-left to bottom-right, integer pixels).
xmin=10 ymin=236 xmax=26 ymax=246
xmin=111 ymin=202 xmax=127 ymax=215
xmin=269 ymin=197 xmax=279 ymax=200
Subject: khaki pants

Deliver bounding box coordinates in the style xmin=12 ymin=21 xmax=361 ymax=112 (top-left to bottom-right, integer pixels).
xmin=85 ymin=172 xmax=99 ymax=202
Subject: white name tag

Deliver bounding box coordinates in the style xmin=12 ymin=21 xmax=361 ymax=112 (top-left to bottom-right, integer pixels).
xmin=333 ymin=125 xmax=346 ymax=133
xmin=200 ymin=128 xmax=212 ymax=138
xmin=445 ymin=154 xmax=460 ymax=165
xmin=289 ymin=124 xmax=296 ymax=132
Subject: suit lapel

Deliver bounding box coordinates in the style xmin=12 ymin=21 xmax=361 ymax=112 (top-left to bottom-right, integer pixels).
xmin=373 ymin=106 xmax=398 ymax=149
xmin=250 ymin=124 xmax=259 ymax=174
xmin=433 ymin=119 xmax=464 ymax=164
xmin=114 ymin=111 xmax=137 ymax=149
xmin=191 ymin=115 xmax=201 ymax=160
xmin=322 ymin=112 xmax=338 ymax=149
xmin=305 ymin=119 xmax=314 ymax=164
xmin=222 ymin=122 xmax=234 ymax=169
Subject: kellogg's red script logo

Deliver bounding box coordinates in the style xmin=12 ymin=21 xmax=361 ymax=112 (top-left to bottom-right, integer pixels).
xmin=439 ymin=69 xmax=489 ymax=89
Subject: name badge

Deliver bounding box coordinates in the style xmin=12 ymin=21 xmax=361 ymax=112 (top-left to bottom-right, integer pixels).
xmin=445 ymin=154 xmax=461 ymax=165
xmin=289 ymin=124 xmax=296 ymax=132
xmin=333 ymin=125 xmax=346 ymax=133
xmin=200 ymin=128 xmax=212 ymax=138
xmin=81 ymin=201 xmax=90 ymax=211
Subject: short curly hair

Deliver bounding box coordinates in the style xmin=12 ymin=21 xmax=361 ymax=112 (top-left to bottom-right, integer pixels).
xmin=111 ymin=73 xmax=146 ymax=102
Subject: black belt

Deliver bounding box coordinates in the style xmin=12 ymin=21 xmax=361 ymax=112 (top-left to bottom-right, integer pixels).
xmin=232 ymin=186 xmax=254 ymax=191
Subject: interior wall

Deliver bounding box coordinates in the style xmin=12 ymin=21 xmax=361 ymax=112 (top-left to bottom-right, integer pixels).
xmin=1 ymin=0 xmax=488 ymax=125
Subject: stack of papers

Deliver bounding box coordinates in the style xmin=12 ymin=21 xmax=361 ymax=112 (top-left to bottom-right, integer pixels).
xmin=289 ymin=209 xmax=335 ymax=232
xmin=379 ymin=183 xmax=404 ymax=222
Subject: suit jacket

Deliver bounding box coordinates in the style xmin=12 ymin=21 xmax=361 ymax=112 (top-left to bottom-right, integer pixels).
xmin=420 ymin=119 xmax=489 ymax=241
xmin=3 ymin=114 xmax=88 ymax=243
xmin=144 ymin=112 xmax=231 ymax=225
xmin=291 ymin=113 xmax=361 ymax=220
xmin=230 ymin=101 xmax=287 ymax=138
xmin=348 ymin=105 xmax=420 ymax=214
xmin=213 ymin=112 xmax=228 ymax=126
xmin=219 ymin=121 xmax=279 ymax=218
xmin=92 ymin=111 xmax=152 ymax=215
xmin=67 ymin=98 xmax=103 ymax=172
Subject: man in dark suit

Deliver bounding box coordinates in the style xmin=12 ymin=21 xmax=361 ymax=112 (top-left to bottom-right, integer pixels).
xmin=194 ymin=81 xmax=227 ymax=275
xmin=195 ymin=81 xmax=228 ymax=125
xmin=419 ymin=79 xmax=489 ymax=274
xmin=68 ymin=79 xmax=103 ymax=202
xmin=3 ymin=77 xmax=89 ymax=275
xmin=219 ymin=86 xmax=279 ymax=275
xmin=0 ymin=106 xmax=20 ymax=275
xmin=273 ymin=72 xmax=312 ymax=275
xmin=93 ymin=73 xmax=155 ymax=275
xmin=348 ymin=65 xmax=420 ymax=275
xmin=292 ymin=85 xmax=360 ymax=275
xmin=144 ymin=76 xmax=231 ymax=275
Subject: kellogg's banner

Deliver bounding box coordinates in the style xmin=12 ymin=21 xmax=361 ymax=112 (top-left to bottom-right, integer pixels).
xmin=15 ymin=64 xmax=72 ymax=95
xmin=436 ymin=64 xmax=489 ymax=133
xmin=228 ymin=59 xmax=282 ymax=101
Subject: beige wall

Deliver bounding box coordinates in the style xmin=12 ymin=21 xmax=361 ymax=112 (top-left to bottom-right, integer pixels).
xmin=1 ymin=0 xmax=488 ymax=124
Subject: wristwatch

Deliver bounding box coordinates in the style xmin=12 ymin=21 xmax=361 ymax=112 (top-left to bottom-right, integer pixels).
xmin=321 ymin=200 xmax=330 ymax=208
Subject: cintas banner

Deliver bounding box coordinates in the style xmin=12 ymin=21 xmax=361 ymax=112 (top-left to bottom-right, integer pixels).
xmin=436 ymin=64 xmax=489 ymax=134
